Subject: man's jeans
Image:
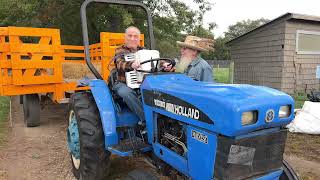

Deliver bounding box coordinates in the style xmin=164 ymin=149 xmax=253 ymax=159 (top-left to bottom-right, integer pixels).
xmin=112 ymin=82 xmax=145 ymax=122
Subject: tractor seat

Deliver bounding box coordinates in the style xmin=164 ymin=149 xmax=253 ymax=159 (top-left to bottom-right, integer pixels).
xmin=108 ymin=68 xmax=118 ymax=92
xmin=108 ymin=69 xmax=131 ymax=112
xmin=108 ymin=69 xmax=124 ymax=100
xmin=108 ymin=69 xmax=142 ymax=113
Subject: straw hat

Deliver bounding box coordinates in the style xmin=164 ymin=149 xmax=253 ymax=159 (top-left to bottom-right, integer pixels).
xmin=177 ymin=36 xmax=214 ymax=52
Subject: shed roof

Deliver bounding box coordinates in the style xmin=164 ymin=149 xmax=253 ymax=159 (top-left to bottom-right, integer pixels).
xmin=226 ymin=13 xmax=320 ymax=45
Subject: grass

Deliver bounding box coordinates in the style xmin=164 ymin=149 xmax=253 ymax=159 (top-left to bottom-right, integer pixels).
xmin=214 ymin=68 xmax=230 ymax=83
xmin=0 ymin=96 xmax=10 ymax=148
xmin=292 ymin=92 xmax=308 ymax=109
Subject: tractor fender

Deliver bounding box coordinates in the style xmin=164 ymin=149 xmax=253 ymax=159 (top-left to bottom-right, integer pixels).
xmin=89 ymin=79 xmax=118 ymax=147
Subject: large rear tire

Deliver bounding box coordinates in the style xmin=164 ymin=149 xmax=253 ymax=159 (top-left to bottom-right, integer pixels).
xmin=23 ymin=94 xmax=40 ymax=127
xmin=67 ymin=92 xmax=110 ymax=180
xmin=280 ymin=160 xmax=299 ymax=180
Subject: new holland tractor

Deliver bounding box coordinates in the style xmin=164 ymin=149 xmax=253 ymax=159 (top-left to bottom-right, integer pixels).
xmin=66 ymin=0 xmax=298 ymax=179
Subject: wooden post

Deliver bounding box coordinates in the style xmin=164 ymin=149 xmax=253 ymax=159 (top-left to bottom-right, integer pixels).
xmin=229 ymin=61 xmax=234 ymax=84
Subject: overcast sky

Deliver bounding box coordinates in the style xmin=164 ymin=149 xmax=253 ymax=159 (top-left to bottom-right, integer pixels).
xmin=187 ymin=0 xmax=320 ymax=37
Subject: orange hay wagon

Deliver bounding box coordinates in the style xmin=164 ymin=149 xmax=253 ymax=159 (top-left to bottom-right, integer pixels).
xmin=0 ymin=26 xmax=144 ymax=126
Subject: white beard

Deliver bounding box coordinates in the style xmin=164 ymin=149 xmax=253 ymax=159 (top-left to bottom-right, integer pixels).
xmin=175 ymin=56 xmax=193 ymax=73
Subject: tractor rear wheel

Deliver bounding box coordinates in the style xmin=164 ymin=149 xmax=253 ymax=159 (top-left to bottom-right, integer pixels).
xmin=67 ymin=92 xmax=110 ymax=180
xmin=280 ymin=160 xmax=299 ymax=180
xmin=23 ymin=94 xmax=40 ymax=127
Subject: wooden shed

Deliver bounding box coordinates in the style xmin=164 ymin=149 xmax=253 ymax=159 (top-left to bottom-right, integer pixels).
xmin=227 ymin=13 xmax=320 ymax=94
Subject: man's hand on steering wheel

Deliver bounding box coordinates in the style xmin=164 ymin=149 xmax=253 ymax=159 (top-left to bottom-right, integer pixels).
xmin=131 ymin=61 xmax=141 ymax=70
xmin=136 ymin=58 xmax=176 ymax=73
xmin=162 ymin=62 xmax=174 ymax=72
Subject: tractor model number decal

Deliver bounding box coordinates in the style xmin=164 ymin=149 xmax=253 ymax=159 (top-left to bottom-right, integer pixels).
xmin=191 ymin=130 xmax=208 ymax=144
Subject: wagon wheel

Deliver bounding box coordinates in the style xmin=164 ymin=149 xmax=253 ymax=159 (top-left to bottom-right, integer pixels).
xmin=23 ymin=94 xmax=40 ymax=127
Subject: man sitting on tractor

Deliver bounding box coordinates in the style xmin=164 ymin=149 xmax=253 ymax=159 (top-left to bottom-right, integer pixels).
xmin=112 ymin=26 xmax=172 ymax=124
xmin=175 ymin=36 xmax=215 ymax=82
xmin=163 ymin=36 xmax=215 ymax=82
xmin=112 ymin=26 xmax=145 ymax=124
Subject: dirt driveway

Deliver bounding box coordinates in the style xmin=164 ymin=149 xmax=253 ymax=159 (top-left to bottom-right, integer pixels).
xmin=0 ymin=97 xmax=153 ymax=180
xmin=0 ymin=97 xmax=319 ymax=180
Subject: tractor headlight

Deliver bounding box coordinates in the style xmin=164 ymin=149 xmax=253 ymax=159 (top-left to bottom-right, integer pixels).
xmin=279 ymin=105 xmax=291 ymax=118
xmin=241 ymin=111 xmax=258 ymax=126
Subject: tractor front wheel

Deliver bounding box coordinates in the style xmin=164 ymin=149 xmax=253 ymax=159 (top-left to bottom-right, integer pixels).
xmin=67 ymin=92 xmax=110 ymax=180
xmin=23 ymin=94 xmax=40 ymax=127
xmin=280 ymin=160 xmax=299 ymax=180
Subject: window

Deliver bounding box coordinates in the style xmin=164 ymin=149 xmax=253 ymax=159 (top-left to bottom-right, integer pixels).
xmin=296 ymin=30 xmax=320 ymax=54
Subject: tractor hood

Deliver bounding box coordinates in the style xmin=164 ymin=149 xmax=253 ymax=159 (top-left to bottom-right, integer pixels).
xmin=141 ymin=73 xmax=294 ymax=137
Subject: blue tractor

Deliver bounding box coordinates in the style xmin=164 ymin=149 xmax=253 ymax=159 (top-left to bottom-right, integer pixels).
xmin=67 ymin=0 xmax=298 ymax=179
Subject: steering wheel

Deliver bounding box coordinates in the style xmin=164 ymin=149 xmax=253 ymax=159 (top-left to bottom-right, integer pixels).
xmin=136 ymin=58 xmax=176 ymax=73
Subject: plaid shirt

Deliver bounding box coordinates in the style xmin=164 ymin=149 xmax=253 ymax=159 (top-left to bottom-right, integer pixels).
xmin=113 ymin=45 xmax=143 ymax=83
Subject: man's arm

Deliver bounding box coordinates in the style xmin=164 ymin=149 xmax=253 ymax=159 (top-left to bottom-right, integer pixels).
xmin=201 ymin=66 xmax=214 ymax=82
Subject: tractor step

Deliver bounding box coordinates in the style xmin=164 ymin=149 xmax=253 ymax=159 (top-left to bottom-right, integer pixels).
xmin=107 ymin=138 xmax=152 ymax=157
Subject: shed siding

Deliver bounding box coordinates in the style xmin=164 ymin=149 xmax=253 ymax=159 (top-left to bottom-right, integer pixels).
xmin=283 ymin=20 xmax=320 ymax=93
xmin=231 ymin=20 xmax=286 ymax=90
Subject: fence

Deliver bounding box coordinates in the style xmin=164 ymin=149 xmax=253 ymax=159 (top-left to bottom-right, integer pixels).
xmin=206 ymin=60 xmax=234 ymax=84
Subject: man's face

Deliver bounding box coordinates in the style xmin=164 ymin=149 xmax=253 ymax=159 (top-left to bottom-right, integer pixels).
xmin=125 ymin=28 xmax=140 ymax=49
xmin=180 ymin=47 xmax=197 ymax=58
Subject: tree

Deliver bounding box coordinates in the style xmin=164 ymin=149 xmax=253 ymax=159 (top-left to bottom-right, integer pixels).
xmin=0 ymin=0 xmax=215 ymax=57
xmin=205 ymin=18 xmax=270 ymax=60
xmin=224 ymin=18 xmax=269 ymax=41
xmin=203 ymin=37 xmax=230 ymax=60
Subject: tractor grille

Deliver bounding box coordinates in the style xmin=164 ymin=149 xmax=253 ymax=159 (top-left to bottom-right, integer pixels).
xmin=214 ymin=129 xmax=287 ymax=180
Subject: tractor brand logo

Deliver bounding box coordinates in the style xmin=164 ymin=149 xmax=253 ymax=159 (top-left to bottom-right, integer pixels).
xmin=265 ymin=109 xmax=275 ymax=122
xmin=192 ymin=130 xmax=208 ymax=144
xmin=143 ymin=90 xmax=214 ymax=124
xmin=154 ymin=99 xmax=200 ymax=120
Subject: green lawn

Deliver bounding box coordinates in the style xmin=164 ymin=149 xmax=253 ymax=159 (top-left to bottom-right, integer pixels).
xmin=292 ymin=92 xmax=308 ymax=109
xmin=214 ymin=68 xmax=230 ymax=83
xmin=0 ymin=96 xmax=10 ymax=147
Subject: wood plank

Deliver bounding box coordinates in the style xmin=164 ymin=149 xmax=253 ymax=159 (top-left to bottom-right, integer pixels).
xmin=11 ymin=61 xmax=58 ymax=69
xmin=8 ymin=27 xmax=60 ymax=37
xmin=62 ymin=53 xmax=85 ymax=58
xmin=1 ymin=84 xmax=55 ymax=95
xmin=0 ymin=27 xmax=8 ymax=36
xmin=61 ymin=45 xmax=84 ymax=50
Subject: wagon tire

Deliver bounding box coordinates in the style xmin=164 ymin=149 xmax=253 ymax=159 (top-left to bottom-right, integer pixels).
xmin=23 ymin=94 xmax=40 ymax=127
